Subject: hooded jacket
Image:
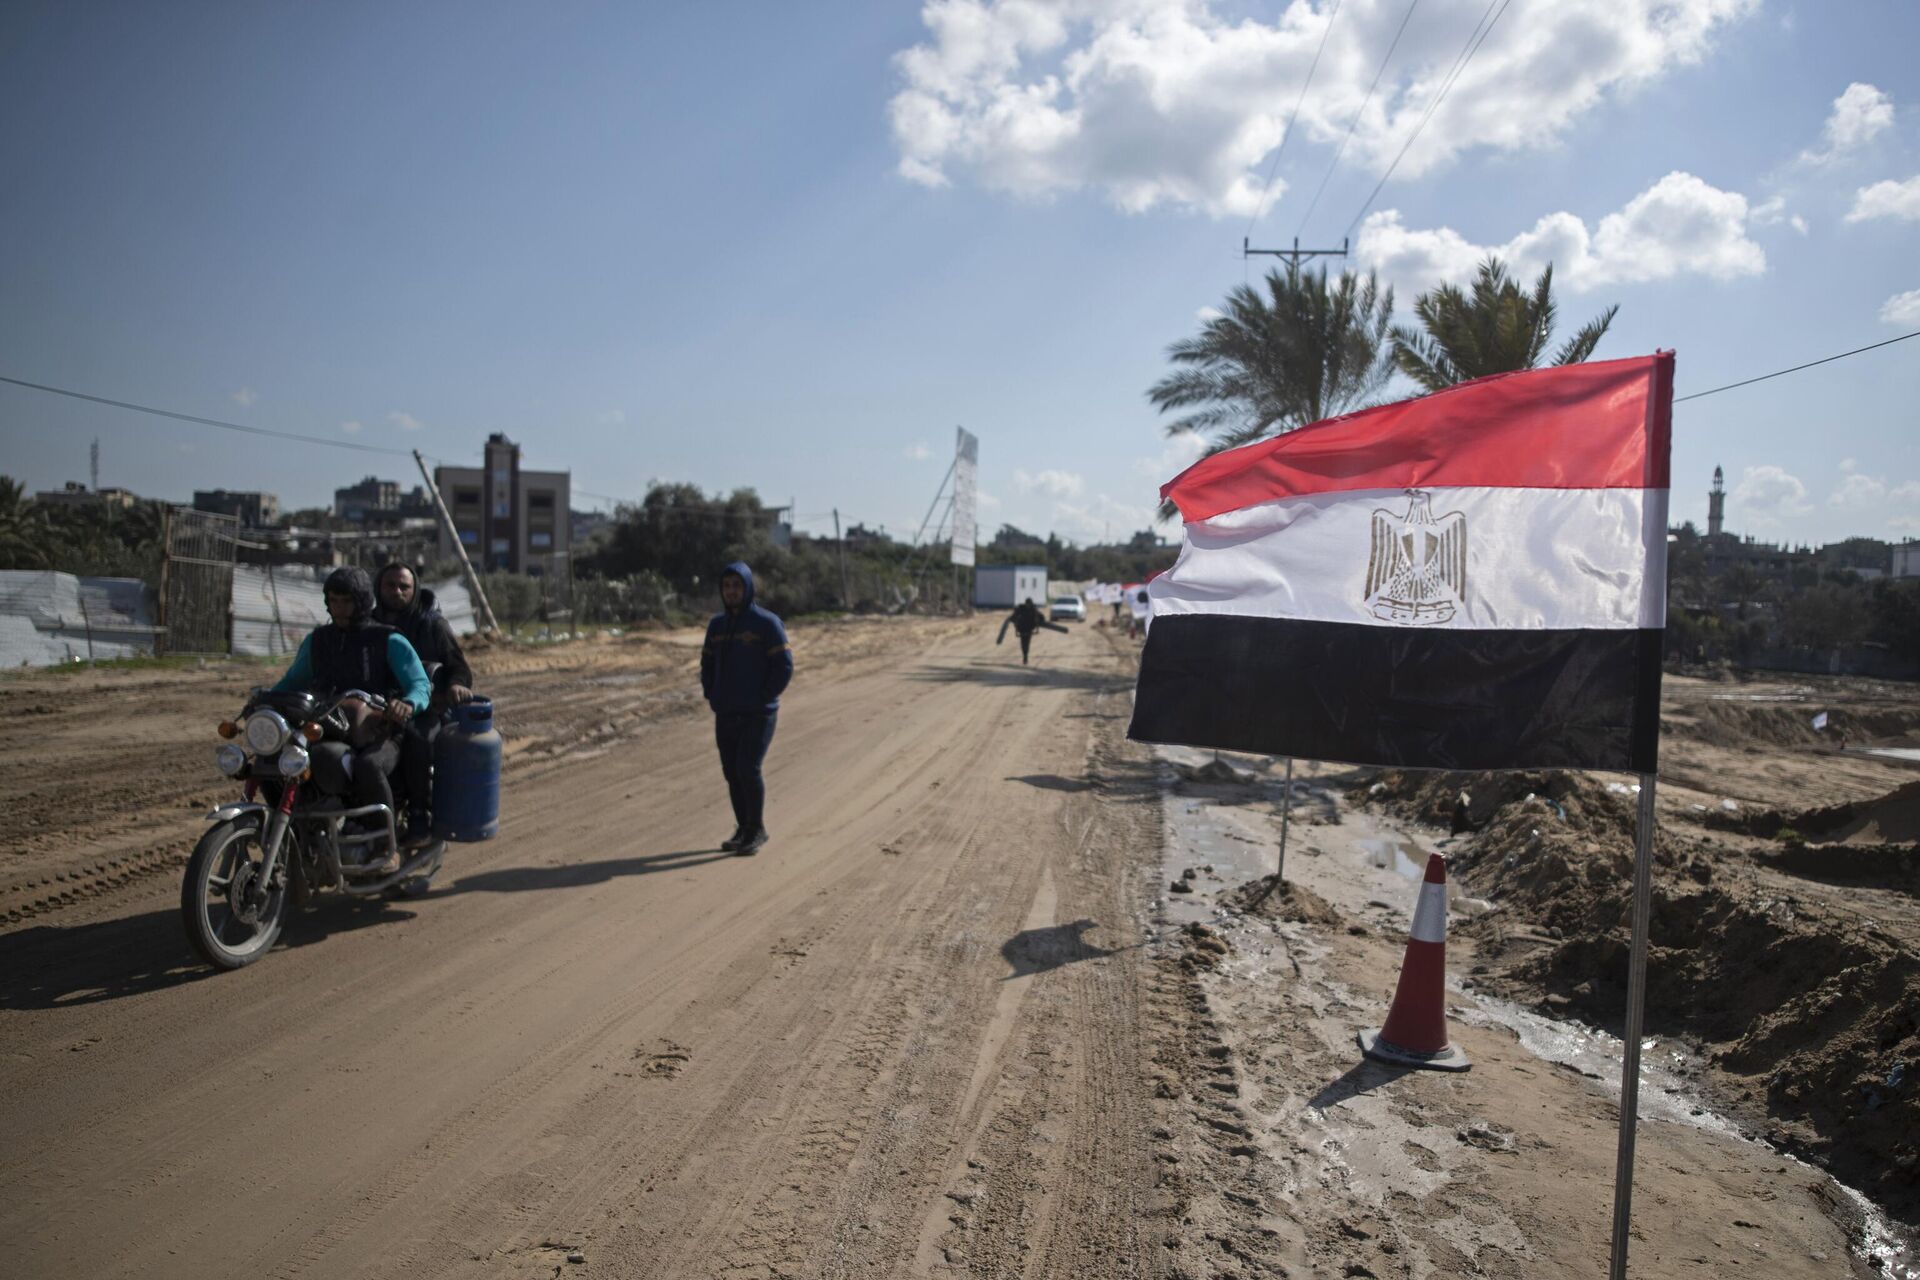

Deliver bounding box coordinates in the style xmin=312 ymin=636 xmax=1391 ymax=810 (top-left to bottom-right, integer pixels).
xmin=700 ymin=561 xmax=793 ymax=714
xmin=373 ymin=585 xmax=474 ymax=695
xmin=275 ymin=567 xmax=431 ymax=707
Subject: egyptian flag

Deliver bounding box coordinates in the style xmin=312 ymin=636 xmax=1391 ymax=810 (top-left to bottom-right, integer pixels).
xmin=1129 ymin=354 xmax=1672 ymax=773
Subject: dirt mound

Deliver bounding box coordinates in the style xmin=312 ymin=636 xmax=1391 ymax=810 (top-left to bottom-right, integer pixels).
xmin=1714 ymin=779 xmax=1920 ymax=847
xmin=1225 ymin=877 xmax=1341 ymax=926
xmin=1759 ymin=843 xmax=1920 ymax=895
xmin=1444 ymin=786 xmax=1920 ymax=1224
xmin=1355 ymin=768 xmax=1639 ymax=841
xmin=1667 ymin=695 xmax=1920 ymax=753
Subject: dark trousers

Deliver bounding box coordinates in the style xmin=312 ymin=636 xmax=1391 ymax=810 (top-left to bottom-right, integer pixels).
xmin=311 ymin=738 xmax=401 ymax=814
xmin=715 ymin=710 xmax=777 ymax=833
xmin=1017 ymin=629 xmax=1033 ymax=663
xmin=399 ymin=715 xmax=444 ymax=818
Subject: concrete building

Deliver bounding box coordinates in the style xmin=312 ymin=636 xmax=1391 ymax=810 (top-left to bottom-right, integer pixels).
xmin=192 ymin=489 xmax=280 ymax=528
xmin=34 ymin=482 xmax=138 ymax=511
xmin=433 ymin=433 xmax=570 ymax=575
xmin=334 ymin=476 xmax=400 ymax=520
xmin=1895 ymin=542 xmax=1920 ymax=579
xmin=334 ymin=476 xmax=433 ymax=523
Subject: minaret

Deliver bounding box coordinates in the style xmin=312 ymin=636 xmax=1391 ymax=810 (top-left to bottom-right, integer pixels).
xmin=1708 ymin=465 xmax=1724 ymax=538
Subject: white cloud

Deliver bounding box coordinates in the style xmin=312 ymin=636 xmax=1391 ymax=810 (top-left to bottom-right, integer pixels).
xmin=1134 ymin=430 xmax=1209 ymax=483
xmin=1893 ymin=481 xmax=1920 ymax=504
xmin=597 ymin=408 xmax=627 ymax=426
xmin=1195 ymin=305 xmax=1223 ymax=322
xmin=387 ymin=410 xmax=425 ymax=432
xmin=1051 ymin=490 xmax=1158 ymax=542
xmin=905 ymin=441 xmax=933 ymax=461
xmin=1749 ymin=195 xmax=1806 ymax=234
xmin=977 ymin=488 xmax=1002 ymax=507
xmin=1847 ymin=176 xmax=1920 ymax=224
xmin=1881 ymin=289 xmax=1920 ymax=326
xmin=1731 ymin=464 xmax=1812 ymax=522
xmin=1829 ymin=474 xmax=1886 ymax=508
xmin=231 ymin=387 xmax=256 ymax=407
xmin=340 ymin=420 xmax=363 ymax=435
xmin=1013 ymin=466 xmax=1085 ymax=498
xmin=1802 ymin=82 xmax=1894 ymax=162
xmin=1890 ymin=515 xmax=1920 ymax=536
xmin=889 ymin=0 xmax=1756 ymax=216
xmin=1359 ymin=171 xmax=1766 ymax=295
xmin=1840 ymin=457 xmax=1857 ymax=472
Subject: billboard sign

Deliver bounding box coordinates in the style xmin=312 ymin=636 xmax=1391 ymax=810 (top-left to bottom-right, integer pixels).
xmin=951 ymin=426 xmax=978 ymax=566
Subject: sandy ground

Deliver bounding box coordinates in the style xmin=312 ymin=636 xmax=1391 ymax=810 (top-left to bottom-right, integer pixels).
xmin=1 ymin=622 xmax=1912 ymax=1277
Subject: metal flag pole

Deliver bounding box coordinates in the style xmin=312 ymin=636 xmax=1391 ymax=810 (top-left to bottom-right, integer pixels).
xmin=1249 ymin=756 xmax=1297 ymax=909
xmin=1607 ymin=775 xmax=1660 ymax=1280
xmin=1275 ymin=757 xmax=1296 ymax=881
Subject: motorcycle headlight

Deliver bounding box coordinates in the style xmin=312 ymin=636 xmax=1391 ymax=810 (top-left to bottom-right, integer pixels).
xmin=276 ymin=744 xmax=311 ymax=778
xmin=243 ymin=709 xmax=290 ymax=755
xmin=216 ymin=743 xmax=248 ymax=777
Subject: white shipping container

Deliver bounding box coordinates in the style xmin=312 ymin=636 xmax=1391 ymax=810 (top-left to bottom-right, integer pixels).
xmin=974 ymin=564 xmax=1048 ymax=608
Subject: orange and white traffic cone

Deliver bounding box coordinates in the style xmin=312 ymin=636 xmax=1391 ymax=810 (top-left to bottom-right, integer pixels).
xmin=1359 ymin=851 xmax=1471 ymax=1072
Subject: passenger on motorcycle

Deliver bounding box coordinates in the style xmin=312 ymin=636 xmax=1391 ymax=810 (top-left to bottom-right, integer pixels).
xmin=373 ymin=563 xmax=474 ymax=847
xmin=273 ymin=566 xmax=431 ymax=853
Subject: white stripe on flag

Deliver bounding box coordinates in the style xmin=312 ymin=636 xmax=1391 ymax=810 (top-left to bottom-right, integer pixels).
xmin=1154 ymin=486 xmax=1668 ymax=631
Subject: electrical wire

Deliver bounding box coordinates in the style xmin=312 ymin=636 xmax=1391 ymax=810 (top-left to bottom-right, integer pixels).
xmin=1343 ymin=0 xmax=1512 ymax=241
xmin=1294 ymin=0 xmax=1423 ymax=241
xmin=0 ymin=373 xmax=424 ymax=458
xmin=1673 ymin=330 xmax=1919 ymax=403
xmin=1242 ymin=0 xmax=1346 ymax=242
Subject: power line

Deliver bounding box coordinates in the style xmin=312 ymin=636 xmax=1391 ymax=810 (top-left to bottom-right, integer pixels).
xmin=1673 ymin=330 xmax=1919 ymax=404
xmin=0 ymin=373 xmax=425 ymax=459
xmin=1294 ymin=0 xmax=1422 ymax=240
xmin=1242 ymin=0 xmax=1346 ymax=241
xmin=1343 ymin=0 xmax=1512 ymax=241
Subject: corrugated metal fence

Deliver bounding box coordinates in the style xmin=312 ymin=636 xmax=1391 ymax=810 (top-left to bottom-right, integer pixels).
xmin=0 ymin=571 xmax=161 ymax=667
xmin=229 ymin=567 xmax=476 ymax=657
xmin=2 ymin=568 xmax=475 ymax=668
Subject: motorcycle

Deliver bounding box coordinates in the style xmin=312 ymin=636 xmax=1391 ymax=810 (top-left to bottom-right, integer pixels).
xmin=181 ymin=687 xmax=448 ymax=970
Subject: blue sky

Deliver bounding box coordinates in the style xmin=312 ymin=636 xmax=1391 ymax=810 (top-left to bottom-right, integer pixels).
xmin=2 ymin=1 xmax=1916 ymax=549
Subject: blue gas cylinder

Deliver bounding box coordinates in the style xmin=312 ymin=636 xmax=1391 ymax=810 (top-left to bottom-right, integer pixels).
xmin=433 ymin=696 xmax=500 ymax=841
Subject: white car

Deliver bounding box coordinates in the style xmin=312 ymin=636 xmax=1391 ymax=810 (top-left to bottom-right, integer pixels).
xmin=1048 ymin=594 xmax=1086 ymax=622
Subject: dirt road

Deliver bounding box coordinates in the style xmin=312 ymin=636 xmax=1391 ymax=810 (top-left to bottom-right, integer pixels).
xmin=1 ymin=621 xmax=1904 ymax=1277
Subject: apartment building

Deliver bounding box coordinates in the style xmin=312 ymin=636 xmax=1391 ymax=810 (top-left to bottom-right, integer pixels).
xmin=433 ymin=433 xmax=570 ymax=574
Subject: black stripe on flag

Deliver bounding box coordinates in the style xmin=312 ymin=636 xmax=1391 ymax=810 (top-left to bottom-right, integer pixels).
xmin=1129 ymin=615 xmax=1662 ymax=773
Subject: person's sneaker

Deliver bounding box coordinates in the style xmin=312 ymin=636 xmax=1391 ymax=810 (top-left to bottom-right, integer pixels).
xmin=401 ymin=813 xmax=435 ymax=849
xmin=720 ymin=828 xmax=748 ymax=852
xmin=735 ymin=827 xmax=769 ymax=856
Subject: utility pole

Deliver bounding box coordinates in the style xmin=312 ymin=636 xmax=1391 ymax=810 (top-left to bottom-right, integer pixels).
xmin=1243 ymin=235 xmax=1349 ymax=269
xmin=833 ymin=508 xmax=851 ymax=611
xmin=413 ymin=449 xmax=501 ymax=635
xmin=90 ymin=437 xmax=99 ymax=492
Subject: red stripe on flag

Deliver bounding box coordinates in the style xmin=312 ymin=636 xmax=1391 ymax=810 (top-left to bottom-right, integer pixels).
xmin=1163 ymin=354 xmax=1673 ymax=522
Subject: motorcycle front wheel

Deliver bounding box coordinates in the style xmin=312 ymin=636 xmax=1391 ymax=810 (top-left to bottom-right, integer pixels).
xmin=181 ymin=817 xmax=288 ymax=970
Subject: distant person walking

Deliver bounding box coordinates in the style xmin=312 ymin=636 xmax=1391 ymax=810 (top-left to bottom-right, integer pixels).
xmin=700 ymin=562 xmax=792 ymax=856
xmin=997 ymin=597 xmax=1062 ymax=665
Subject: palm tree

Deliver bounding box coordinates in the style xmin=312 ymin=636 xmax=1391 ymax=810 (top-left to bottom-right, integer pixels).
xmin=1150 ymin=265 xmax=1395 ymax=458
xmin=1391 ymin=256 xmax=1617 ymax=393
xmin=0 ymin=476 xmax=52 ymax=569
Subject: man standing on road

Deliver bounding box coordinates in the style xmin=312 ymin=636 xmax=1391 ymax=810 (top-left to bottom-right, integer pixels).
xmin=373 ymin=563 xmax=475 ymax=847
xmin=700 ymin=561 xmax=792 ymax=856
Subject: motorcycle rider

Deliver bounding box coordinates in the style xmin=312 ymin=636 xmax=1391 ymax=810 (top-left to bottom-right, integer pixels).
xmin=373 ymin=563 xmax=474 ymax=847
xmin=273 ymin=566 xmax=431 ymax=853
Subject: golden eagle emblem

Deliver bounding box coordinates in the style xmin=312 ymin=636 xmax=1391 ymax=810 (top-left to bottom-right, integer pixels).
xmin=1364 ymin=490 xmax=1466 ymax=625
